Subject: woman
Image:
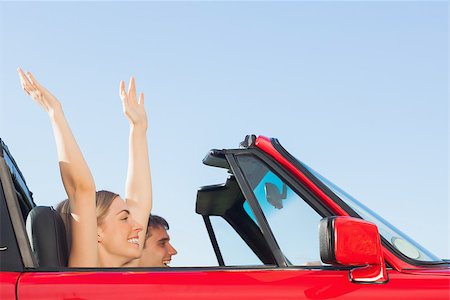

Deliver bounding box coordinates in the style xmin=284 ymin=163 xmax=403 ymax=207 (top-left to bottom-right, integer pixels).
xmin=18 ymin=69 xmax=152 ymax=267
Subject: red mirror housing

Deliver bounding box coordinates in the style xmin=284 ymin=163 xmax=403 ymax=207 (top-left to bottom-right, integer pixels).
xmin=320 ymin=216 xmax=388 ymax=284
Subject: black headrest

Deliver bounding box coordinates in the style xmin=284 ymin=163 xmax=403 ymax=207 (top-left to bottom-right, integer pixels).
xmin=26 ymin=206 xmax=68 ymax=267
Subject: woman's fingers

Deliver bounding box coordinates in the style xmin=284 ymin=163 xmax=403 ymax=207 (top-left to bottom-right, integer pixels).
xmin=22 ymin=86 xmax=31 ymax=95
xmin=138 ymin=92 xmax=144 ymax=106
xmin=17 ymin=68 xmax=63 ymax=113
xmin=121 ymin=76 xmax=145 ymax=109
xmin=27 ymin=71 xmax=40 ymax=89
xmin=120 ymin=80 xmax=130 ymax=112
xmin=17 ymin=68 xmax=29 ymax=83
xmin=120 ymin=77 xmax=147 ymax=127
xmin=122 ymin=76 xmax=140 ymax=107
xmin=128 ymin=76 xmax=136 ymax=104
xmin=18 ymin=68 xmax=25 ymax=80
xmin=18 ymin=68 xmax=33 ymax=95
xmin=18 ymin=68 xmax=30 ymax=86
xmin=120 ymin=80 xmax=127 ymax=100
xmin=20 ymin=79 xmax=31 ymax=95
xmin=18 ymin=70 xmax=43 ymax=101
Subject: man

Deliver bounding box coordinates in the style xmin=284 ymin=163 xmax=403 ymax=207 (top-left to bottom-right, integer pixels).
xmin=138 ymin=214 xmax=177 ymax=267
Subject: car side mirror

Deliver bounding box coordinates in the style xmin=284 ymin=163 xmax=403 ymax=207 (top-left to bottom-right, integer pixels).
xmin=319 ymin=216 xmax=388 ymax=284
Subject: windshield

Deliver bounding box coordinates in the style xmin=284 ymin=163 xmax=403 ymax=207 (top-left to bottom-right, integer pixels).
xmin=302 ymin=162 xmax=442 ymax=263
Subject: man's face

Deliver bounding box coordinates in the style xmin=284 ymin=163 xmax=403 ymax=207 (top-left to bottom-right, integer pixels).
xmin=139 ymin=226 xmax=177 ymax=267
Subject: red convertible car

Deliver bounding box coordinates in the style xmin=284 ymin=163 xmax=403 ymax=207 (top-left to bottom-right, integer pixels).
xmin=0 ymin=135 xmax=449 ymax=299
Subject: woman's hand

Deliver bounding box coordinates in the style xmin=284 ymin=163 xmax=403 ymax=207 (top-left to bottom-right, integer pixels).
xmin=120 ymin=77 xmax=147 ymax=130
xmin=18 ymin=68 xmax=62 ymax=116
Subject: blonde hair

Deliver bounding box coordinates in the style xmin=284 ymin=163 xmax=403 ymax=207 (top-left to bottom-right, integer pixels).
xmin=56 ymin=190 xmax=119 ymax=251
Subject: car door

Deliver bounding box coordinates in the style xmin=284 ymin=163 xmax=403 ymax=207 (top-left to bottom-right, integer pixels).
xmin=0 ymin=181 xmax=22 ymax=300
xmin=198 ymin=149 xmax=448 ymax=299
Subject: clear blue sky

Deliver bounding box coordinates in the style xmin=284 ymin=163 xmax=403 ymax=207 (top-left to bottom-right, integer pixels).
xmin=0 ymin=1 xmax=448 ymax=265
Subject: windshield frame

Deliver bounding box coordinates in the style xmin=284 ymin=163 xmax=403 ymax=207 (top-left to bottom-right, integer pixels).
xmin=303 ymin=163 xmax=444 ymax=265
xmin=269 ymin=138 xmax=446 ymax=266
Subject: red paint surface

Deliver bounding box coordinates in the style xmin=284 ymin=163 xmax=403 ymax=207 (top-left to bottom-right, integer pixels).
xmin=333 ymin=217 xmax=388 ymax=283
xmin=334 ymin=217 xmax=380 ymax=265
xmin=0 ymin=272 xmax=20 ymax=300
xmin=17 ymin=269 xmax=450 ymax=300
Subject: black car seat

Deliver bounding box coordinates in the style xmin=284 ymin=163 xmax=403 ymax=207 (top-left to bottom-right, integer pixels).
xmin=26 ymin=206 xmax=69 ymax=267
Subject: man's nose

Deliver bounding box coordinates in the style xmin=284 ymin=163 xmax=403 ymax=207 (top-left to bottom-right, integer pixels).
xmin=168 ymin=243 xmax=177 ymax=255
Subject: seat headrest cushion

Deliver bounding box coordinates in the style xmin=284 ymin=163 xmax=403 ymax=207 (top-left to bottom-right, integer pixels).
xmin=26 ymin=206 xmax=68 ymax=267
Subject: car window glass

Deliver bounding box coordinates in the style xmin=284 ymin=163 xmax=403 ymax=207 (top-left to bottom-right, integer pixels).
xmin=210 ymin=216 xmax=264 ymax=266
xmin=301 ymin=162 xmax=442 ymax=262
xmin=237 ymin=155 xmax=324 ymax=266
xmin=3 ymin=141 xmax=34 ymax=219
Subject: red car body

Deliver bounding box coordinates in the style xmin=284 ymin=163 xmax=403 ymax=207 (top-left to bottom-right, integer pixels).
xmin=0 ymin=135 xmax=448 ymax=299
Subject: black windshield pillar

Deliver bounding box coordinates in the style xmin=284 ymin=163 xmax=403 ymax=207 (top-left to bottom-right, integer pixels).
xmin=203 ymin=215 xmax=225 ymax=266
xmin=225 ymin=153 xmax=288 ymax=268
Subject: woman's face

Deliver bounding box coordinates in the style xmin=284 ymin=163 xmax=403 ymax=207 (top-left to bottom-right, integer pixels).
xmin=97 ymin=196 xmax=143 ymax=265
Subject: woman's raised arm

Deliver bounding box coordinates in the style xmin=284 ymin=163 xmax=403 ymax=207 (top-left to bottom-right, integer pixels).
xmin=120 ymin=77 xmax=152 ymax=252
xmin=18 ymin=69 xmax=98 ymax=267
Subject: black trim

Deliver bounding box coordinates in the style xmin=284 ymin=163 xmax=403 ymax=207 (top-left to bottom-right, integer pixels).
xmin=319 ymin=217 xmax=336 ymax=265
xmin=24 ymin=264 xmax=353 ymax=273
xmin=202 ymin=149 xmax=229 ymax=169
xmin=226 ymin=153 xmax=288 ymax=267
xmin=203 ymin=216 xmax=225 ymax=266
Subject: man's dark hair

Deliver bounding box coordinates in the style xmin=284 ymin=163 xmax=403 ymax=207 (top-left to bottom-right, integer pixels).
xmin=145 ymin=214 xmax=169 ymax=239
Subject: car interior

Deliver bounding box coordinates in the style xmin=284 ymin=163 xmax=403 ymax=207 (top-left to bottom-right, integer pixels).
xmin=2 ymin=140 xmax=276 ymax=269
